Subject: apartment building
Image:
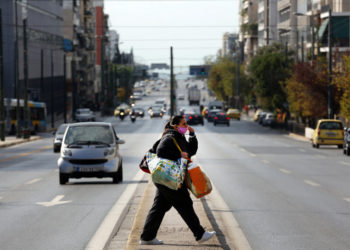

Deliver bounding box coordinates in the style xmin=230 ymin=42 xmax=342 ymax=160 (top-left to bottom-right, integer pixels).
xmin=258 ymin=0 xmax=278 ymax=47
xmin=239 ymin=0 xmax=258 ymax=63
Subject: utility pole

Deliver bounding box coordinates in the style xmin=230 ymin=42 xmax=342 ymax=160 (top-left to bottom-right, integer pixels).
xmin=301 ymin=35 xmax=304 ymax=63
xmin=63 ymin=53 xmax=67 ymax=123
xmin=14 ymin=0 xmax=20 ymax=138
xmin=236 ymin=41 xmax=241 ymax=109
xmin=50 ymin=50 xmax=54 ymax=128
xmin=170 ymin=47 xmax=175 ymax=116
xmin=40 ymin=49 xmax=44 ymax=99
xmin=0 ymin=9 xmax=4 ymax=141
xmin=72 ymin=58 xmax=77 ymax=121
xmin=101 ymin=38 xmax=105 ymax=114
xmin=22 ymin=0 xmax=29 ymax=139
xmin=328 ymin=9 xmax=333 ymax=118
xmin=311 ymin=15 xmax=315 ymax=61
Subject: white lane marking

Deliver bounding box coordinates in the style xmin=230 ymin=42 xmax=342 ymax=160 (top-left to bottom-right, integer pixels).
xmin=299 ymin=148 xmax=306 ymax=152
xmin=262 ymin=160 xmax=270 ymax=164
xmin=316 ymin=155 xmax=326 ymax=159
xmin=0 ymin=196 xmax=3 ymax=200
xmin=86 ymin=171 xmax=145 ymax=250
xmin=304 ymin=180 xmax=321 ymax=187
xmin=36 ymin=195 xmax=72 ymax=207
xmin=249 ymin=153 xmax=256 ymax=157
xmin=343 ymin=198 xmax=350 ymax=203
xmin=240 ymin=148 xmax=247 ymax=153
xmin=279 ymin=168 xmax=291 ymax=174
xmin=26 ymin=178 xmax=42 ymax=185
xmin=339 ymin=161 xmax=350 ymax=167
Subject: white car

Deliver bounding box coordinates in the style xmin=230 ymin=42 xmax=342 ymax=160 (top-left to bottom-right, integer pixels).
xmin=58 ymin=122 xmax=125 ymax=184
xmin=75 ymin=108 xmax=95 ymax=122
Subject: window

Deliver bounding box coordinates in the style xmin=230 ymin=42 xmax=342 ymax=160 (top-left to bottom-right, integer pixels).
xmin=279 ymin=7 xmax=290 ymax=23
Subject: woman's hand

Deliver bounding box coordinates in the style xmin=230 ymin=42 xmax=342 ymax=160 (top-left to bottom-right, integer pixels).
xmin=188 ymin=126 xmax=195 ymax=134
xmin=181 ymin=152 xmax=189 ymax=159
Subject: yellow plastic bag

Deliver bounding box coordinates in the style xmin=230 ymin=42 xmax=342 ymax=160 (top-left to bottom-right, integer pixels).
xmin=185 ymin=162 xmax=212 ymax=198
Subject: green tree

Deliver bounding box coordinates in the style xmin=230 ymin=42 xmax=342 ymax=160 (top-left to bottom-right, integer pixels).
xmin=207 ymin=57 xmax=248 ymax=106
xmin=334 ymin=55 xmax=350 ymax=121
xmin=249 ymin=43 xmax=293 ymax=110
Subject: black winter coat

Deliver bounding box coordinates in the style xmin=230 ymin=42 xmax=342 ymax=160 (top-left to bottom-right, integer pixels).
xmin=150 ymin=129 xmax=198 ymax=161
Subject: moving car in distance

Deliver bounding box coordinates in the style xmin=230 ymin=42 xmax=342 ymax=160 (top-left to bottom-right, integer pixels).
xmin=312 ymin=119 xmax=343 ymax=148
xmin=75 ymin=108 xmax=96 ymax=122
xmin=213 ymin=112 xmax=230 ymax=126
xmin=183 ymin=110 xmax=204 ymax=126
xmin=149 ymin=106 xmax=164 ymax=118
xmin=58 ymin=122 xmax=125 ymax=184
xmin=53 ymin=123 xmax=69 ymax=153
xmin=227 ymin=108 xmax=240 ymax=120
xmin=207 ymin=109 xmax=222 ymax=122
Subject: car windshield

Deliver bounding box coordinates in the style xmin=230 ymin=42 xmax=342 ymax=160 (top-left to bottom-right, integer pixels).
xmin=57 ymin=124 xmax=68 ymax=134
xmin=77 ymin=110 xmax=90 ymax=114
xmin=319 ymin=122 xmax=343 ymax=130
xmin=64 ymin=125 xmax=114 ymax=145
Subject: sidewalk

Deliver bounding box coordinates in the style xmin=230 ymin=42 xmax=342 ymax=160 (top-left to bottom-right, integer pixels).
xmin=0 ymin=135 xmax=41 ymax=148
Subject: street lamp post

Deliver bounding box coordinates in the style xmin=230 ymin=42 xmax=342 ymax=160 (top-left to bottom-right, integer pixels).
xmin=328 ymin=9 xmax=333 ymax=119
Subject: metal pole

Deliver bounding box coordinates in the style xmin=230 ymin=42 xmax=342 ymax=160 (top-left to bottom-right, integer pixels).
xmin=301 ymin=35 xmax=304 ymax=63
xmin=170 ymin=47 xmax=174 ymax=116
xmin=0 ymin=9 xmax=5 ymax=141
xmin=72 ymin=58 xmax=76 ymax=121
xmin=328 ymin=9 xmax=333 ymax=118
xmin=40 ymin=49 xmax=44 ymax=99
xmin=50 ymin=50 xmax=54 ymax=128
xmin=311 ymin=15 xmax=315 ymax=61
xmin=63 ymin=53 xmax=67 ymax=123
xmin=23 ymin=17 xmax=29 ymax=138
xmin=14 ymin=0 xmax=20 ymax=137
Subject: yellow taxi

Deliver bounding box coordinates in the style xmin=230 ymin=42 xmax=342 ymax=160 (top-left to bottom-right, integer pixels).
xmin=254 ymin=109 xmax=263 ymax=121
xmin=312 ymin=119 xmax=344 ymax=148
xmin=201 ymin=107 xmax=209 ymax=118
xmin=226 ymin=108 xmax=241 ymax=120
xmin=114 ymin=103 xmax=131 ymax=117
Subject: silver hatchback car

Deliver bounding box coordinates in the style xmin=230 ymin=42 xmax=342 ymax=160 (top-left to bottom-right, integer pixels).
xmin=58 ymin=122 xmax=125 ymax=184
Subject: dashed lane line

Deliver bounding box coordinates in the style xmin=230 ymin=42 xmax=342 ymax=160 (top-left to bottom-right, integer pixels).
xmin=0 ymin=145 xmax=52 ymax=163
xmin=279 ymin=168 xmax=291 ymax=174
xmin=343 ymin=198 xmax=350 ymax=203
xmin=26 ymin=178 xmax=42 ymax=185
xmin=262 ymin=160 xmax=270 ymax=164
xmin=339 ymin=161 xmax=350 ymax=167
xmin=249 ymin=153 xmax=256 ymax=157
xmin=304 ymin=180 xmax=321 ymax=187
xmin=299 ymin=148 xmax=306 ymax=152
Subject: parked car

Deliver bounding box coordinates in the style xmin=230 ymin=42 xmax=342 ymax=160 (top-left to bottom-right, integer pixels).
xmin=213 ymin=112 xmax=230 ymax=126
xmin=343 ymin=127 xmax=350 ymax=155
xmin=207 ymin=109 xmax=222 ymax=122
xmin=53 ymin=123 xmax=69 ymax=153
xmin=183 ymin=111 xmax=204 ymax=126
xmin=75 ymin=108 xmax=95 ymax=122
xmin=262 ymin=113 xmax=276 ymax=127
xmin=227 ymin=108 xmax=241 ymax=120
xmin=254 ymin=109 xmax=263 ymax=121
xmin=311 ymin=119 xmax=344 ymax=148
xmin=58 ymin=122 xmax=125 ymax=184
xmin=258 ymin=112 xmax=269 ymax=125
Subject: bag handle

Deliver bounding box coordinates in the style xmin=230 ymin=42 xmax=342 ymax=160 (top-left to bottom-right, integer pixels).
xmin=171 ymin=137 xmax=182 ymax=152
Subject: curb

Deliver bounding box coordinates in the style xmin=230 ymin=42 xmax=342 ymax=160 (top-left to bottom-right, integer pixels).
xmin=288 ymin=132 xmax=310 ymax=142
xmin=85 ymin=171 xmax=145 ymax=250
xmin=0 ymin=136 xmax=42 ymax=148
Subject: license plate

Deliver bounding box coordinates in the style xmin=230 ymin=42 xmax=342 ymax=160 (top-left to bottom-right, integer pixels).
xmin=74 ymin=167 xmax=100 ymax=172
xmin=326 ymin=132 xmax=336 ymax=136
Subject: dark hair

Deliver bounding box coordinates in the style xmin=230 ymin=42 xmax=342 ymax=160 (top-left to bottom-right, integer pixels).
xmin=162 ymin=116 xmax=184 ymax=136
xmin=170 ymin=116 xmax=184 ymax=126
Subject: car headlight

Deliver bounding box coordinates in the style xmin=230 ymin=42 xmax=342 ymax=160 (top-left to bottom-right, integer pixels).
xmin=63 ymin=149 xmax=72 ymax=156
xmin=104 ymin=148 xmax=115 ymax=156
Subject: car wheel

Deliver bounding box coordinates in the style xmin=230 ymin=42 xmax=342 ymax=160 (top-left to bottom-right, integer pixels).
xmin=312 ymin=142 xmax=315 ymax=148
xmin=338 ymin=144 xmax=343 ymax=149
xmin=316 ymin=144 xmax=319 ymax=148
xmin=59 ymin=173 xmax=68 ymax=185
xmin=214 ymin=122 xmax=216 ymax=126
xmin=227 ymin=122 xmax=230 ymax=127
xmin=113 ymin=164 xmax=123 ymax=183
xmin=347 ymin=147 xmax=350 ymax=156
xmin=53 ymin=146 xmax=59 ymax=153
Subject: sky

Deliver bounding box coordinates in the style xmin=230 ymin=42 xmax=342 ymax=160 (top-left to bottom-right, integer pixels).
xmin=104 ymin=0 xmax=239 ymax=72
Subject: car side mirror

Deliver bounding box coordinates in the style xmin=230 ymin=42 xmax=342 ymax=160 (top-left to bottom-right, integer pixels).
xmin=116 ymin=139 xmax=125 ymax=144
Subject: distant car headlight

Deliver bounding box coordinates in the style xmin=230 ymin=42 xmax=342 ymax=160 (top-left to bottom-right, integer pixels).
xmin=63 ymin=149 xmax=72 ymax=157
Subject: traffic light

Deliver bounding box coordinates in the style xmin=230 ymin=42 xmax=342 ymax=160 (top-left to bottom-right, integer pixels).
xmin=200 ymin=67 xmax=205 ymax=75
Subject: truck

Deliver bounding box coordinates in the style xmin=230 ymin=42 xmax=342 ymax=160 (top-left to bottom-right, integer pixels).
xmin=208 ymin=100 xmax=224 ymax=111
xmin=188 ymin=87 xmax=201 ymax=105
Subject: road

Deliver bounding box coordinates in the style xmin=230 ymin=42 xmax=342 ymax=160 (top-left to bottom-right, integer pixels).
xmin=1 ymin=80 xmax=350 ymax=249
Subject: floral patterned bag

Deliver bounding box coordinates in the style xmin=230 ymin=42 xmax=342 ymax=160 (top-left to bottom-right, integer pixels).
xmin=147 ymin=155 xmax=187 ymax=190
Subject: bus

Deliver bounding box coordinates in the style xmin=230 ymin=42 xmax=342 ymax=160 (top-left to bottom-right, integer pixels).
xmin=4 ymin=98 xmax=47 ymax=134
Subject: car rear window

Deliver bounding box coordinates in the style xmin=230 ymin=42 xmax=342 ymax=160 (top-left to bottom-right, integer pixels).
xmin=64 ymin=125 xmax=113 ymax=145
xmin=319 ymin=122 xmax=343 ymax=130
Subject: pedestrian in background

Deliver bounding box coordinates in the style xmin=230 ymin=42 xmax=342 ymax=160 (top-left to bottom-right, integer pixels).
xmin=140 ymin=115 xmax=216 ymax=245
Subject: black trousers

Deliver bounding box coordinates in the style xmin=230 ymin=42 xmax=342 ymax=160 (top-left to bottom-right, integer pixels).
xmin=140 ymin=183 xmax=205 ymax=241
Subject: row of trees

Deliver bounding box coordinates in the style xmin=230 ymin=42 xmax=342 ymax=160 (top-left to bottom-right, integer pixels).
xmin=207 ymin=43 xmax=350 ymax=127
